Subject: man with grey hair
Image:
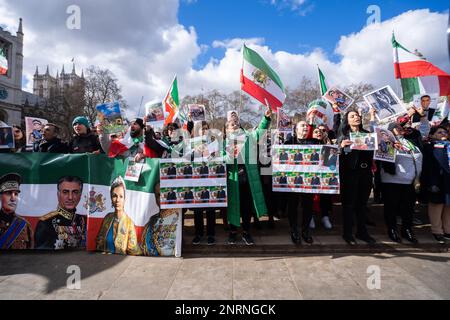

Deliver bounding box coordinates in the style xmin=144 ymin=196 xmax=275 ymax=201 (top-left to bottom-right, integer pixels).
xmin=0 ymin=173 xmax=34 ymax=249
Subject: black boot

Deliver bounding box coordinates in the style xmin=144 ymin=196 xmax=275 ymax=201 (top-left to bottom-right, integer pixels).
xmin=387 ymin=228 xmax=401 ymax=243
xmin=401 ymin=228 xmax=418 ymax=244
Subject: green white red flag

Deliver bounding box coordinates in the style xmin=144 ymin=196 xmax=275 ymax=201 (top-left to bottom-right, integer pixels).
xmin=240 ymin=45 xmax=286 ymax=111
xmin=163 ymin=76 xmax=180 ymax=125
xmin=392 ymin=33 xmax=450 ymax=101
xmin=0 ymin=48 xmax=8 ymax=75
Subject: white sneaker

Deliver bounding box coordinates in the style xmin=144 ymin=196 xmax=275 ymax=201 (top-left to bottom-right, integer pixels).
xmin=309 ymin=217 xmax=316 ymax=229
xmin=322 ymin=216 xmax=332 ymax=230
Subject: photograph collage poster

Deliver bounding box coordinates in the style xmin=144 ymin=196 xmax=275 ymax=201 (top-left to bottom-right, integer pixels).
xmin=159 ymin=158 xmax=227 ymax=209
xmin=272 ymin=145 xmax=340 ymax=194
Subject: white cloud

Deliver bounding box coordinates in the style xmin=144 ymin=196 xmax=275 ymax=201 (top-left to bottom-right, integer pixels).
xmin=212 ymin=38 xmax=265 ymax=49
xmin=0 ymin=1 xmax=448 ymax=119
xmin=193 ymin=9 xmax=448 ymax=102
xmin=270 ymin=0 xmax=314 ymax=16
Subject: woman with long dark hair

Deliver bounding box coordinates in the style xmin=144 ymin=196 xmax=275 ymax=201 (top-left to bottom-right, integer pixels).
xmin=337 ymin=108 xmax=376 ymax=245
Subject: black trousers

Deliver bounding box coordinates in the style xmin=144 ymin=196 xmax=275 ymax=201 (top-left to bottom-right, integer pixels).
xmin=230 ymin=179 xmax=252 ymax=233
xmin=382 ymin=183 xmax=414 ymax=230
xmin=320 ymin=195 xmax=332 ymax=217
xmin=287 ymin=193 xmax=314 ymax=232
xmin=341 ymin=169 xmax=373 ymax=237
xmin=194 ymin=209 xmax=216 ymax=237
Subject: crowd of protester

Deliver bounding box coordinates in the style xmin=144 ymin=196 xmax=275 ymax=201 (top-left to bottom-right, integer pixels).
xmin=1 ymin=93 xmax=449 ymax=246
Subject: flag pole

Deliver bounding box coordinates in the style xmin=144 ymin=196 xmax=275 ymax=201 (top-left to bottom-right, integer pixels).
xmin=137 ymin=95 xmax=144 ymax=117
xmin=316 ymin=64 xmax=321 ymax=98
xmin=240 ymin=44 xmax=245 ymax=114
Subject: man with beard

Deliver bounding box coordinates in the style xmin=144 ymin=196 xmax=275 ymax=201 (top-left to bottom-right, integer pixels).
xmin=35 ymin=176 xmax=86 ymax=250
xmin=0 ymin=173 xmax=34 ymax=249
xmin=98 ymin=118 xmax=145 ymax=159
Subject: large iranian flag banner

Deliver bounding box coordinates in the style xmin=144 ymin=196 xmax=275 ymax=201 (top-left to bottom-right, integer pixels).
xmin=241 ymin=45 xmax=286 ymax=111
xmin=0 ymin=154 xmax=182 ymax=257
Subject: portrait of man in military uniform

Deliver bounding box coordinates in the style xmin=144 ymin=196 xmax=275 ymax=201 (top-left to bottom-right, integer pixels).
xmin=0 ymin=173 xmax=34 ymax=249
xmin=34 ymin=176 xmax=86 ymax=250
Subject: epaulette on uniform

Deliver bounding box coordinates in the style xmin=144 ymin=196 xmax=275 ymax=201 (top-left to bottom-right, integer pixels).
xmin=39 ymin=211 xmax=59 ymax=221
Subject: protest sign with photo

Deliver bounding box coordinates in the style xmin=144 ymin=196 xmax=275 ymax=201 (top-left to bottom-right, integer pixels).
xmin=0 ymin=154 xmax=182 ymax=257
xmin=145 ymin=101 xmax=165 ymax=130
xmin=355 ymin=101 xmax=370 ymax=115
xmin=350 ymin=132 xmax=378 ymax=151
xmin=124 ymin=158 xmax=145 ymax=182
xmin=227 ymin=110 xmax=240 ymax=123
xmin=159 ymin=158 xmax=227 ymax=209
xmin=189 ymin=104 xmax=206 ymax=122
xmin=323 ymin=87 xmax=355 ymax=112
xmin=374 ymin=127 xmax=396 ymax=163
xmin=25 ymin=116 xmax=47 ymax=147
xmin=272 ymin=145 xmax=340 ymax=194
xmin=413 ymin=93 xmax=439 ymax=110
xmin=0 ymin=126 xmax=14 ymax=149
xmin=306 ymin=99 xmax=334 ymax=130
xmin=96 ymin=102 xmax=124 ymax=134
xmin=364 ymin=85 xmax=407 ymax=122
xmin=277 ymin=108 xmax=292 ymax=133
xmin=431 ymin=96 xmax=450 ymax=123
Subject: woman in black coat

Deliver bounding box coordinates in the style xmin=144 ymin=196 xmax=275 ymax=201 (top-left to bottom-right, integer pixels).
xmin=284 ymin=120 xmax=320 ymax=244
xmin=337 ymin=108 xmax=376 ymax=245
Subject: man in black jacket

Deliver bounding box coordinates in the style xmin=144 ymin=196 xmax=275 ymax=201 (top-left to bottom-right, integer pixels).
xmin=36 ymin=124 xmax=68 ymax=153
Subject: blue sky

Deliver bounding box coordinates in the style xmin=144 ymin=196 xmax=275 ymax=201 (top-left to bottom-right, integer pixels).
xmin=180 ymin=0 xmax=449 ymax=69
xmin=2 ymin=0 xmax=448 ymax=114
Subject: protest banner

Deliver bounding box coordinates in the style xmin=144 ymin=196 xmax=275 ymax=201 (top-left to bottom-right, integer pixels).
xmin=374 ymin=127 xmax=396 ymax=163
xmin=96 ymin=102 xmax=125 ymax=135
xmin=350 ymin=132 xmax=378 ymax=151
xmin=272 ymin=145 xmax=340 ymax=194
xmin=364 ymin=85 xmax=407 ymax=122
xmin=0 ymin=154 xmax=182 ymax=257
xmin=25 ymin=116 xmax=47 ymax=147
xmin=159 ymin=158 xmax=227 ymax=209
xmin=323 ymin=87 xmax=355 ymax=112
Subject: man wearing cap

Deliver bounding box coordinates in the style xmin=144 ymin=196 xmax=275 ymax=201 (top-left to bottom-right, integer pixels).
xmin=69 ymin=116 xmax=103 ymax=154
xmin=29 ymin=119 xmax=43 ymax=149
xmin=98 ymin=118 xmax=145 ymax=159
xmin=34 ymin=176 xmax=86 ymax=250
xmin=0 ymin=173 xmax=34 ymax=249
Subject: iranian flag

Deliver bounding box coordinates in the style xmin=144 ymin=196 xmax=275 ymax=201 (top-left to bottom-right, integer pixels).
xmin=0 ymin=153 xmax=182 ymax=256
xmin=241 ymin=45 xmax=286 ymax=111
xmin=0 ymin=48 xmax=7 ymax=75
xmin=392 ymin=33 xmax=450 ymax=101
xmin=108 ymin=126 xmax=140 ymax=158
xmin=163 ymin=76 xmax=180 ymax=126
